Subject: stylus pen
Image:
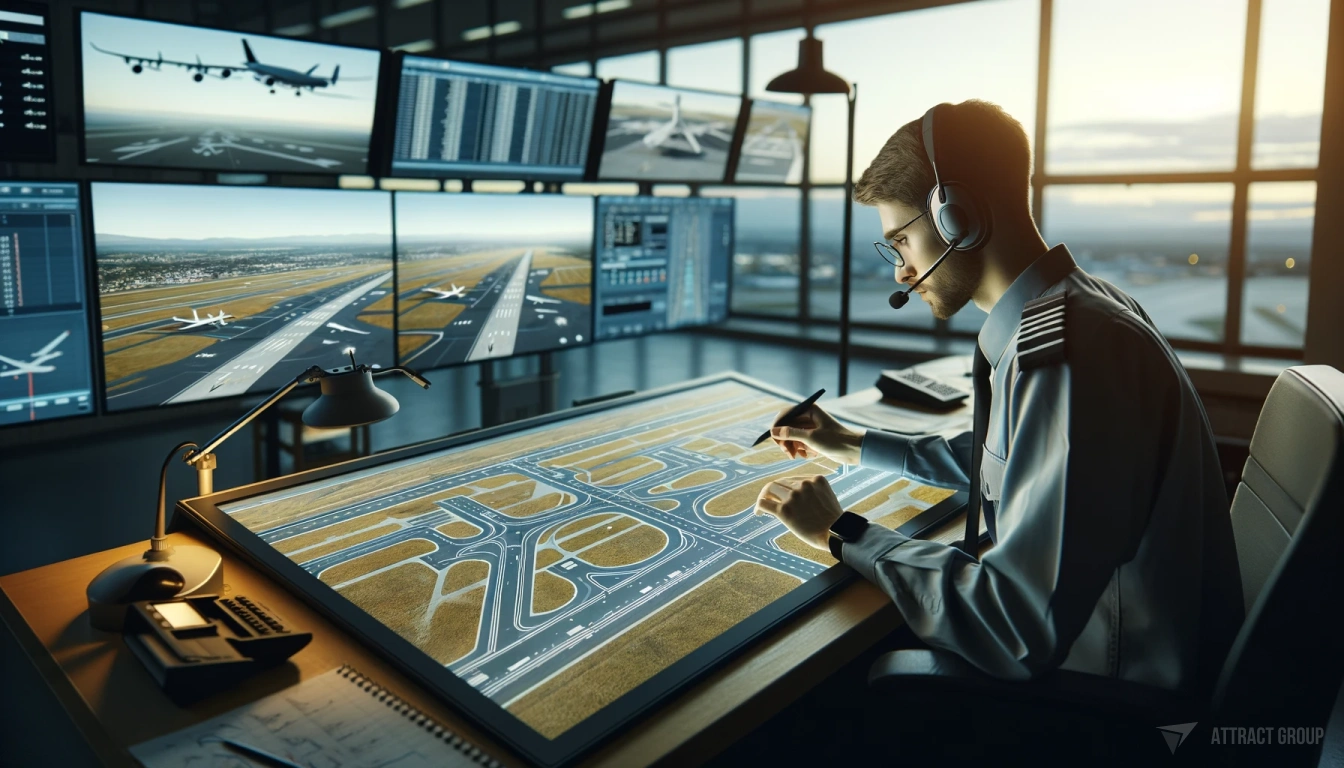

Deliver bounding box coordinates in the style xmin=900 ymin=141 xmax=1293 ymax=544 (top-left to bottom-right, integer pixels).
xmin=217 ymin=738 xmax=305 ymax=768
xmin=752 ymin=388 xmax=826 ymax=447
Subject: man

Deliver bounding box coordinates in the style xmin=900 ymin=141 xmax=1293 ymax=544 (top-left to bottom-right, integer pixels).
xmin=755 ymin=100 xmax=1243 ymax=695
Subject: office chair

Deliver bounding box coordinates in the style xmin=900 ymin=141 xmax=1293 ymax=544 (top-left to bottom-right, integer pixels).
xmin=867 ymin=365 xmax=1344 ymax=764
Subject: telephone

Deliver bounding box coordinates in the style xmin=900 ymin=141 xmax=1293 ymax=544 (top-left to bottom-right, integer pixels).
xmin=122 ymin=594 xmax=312 ymax=705
xmin=876 ymin=367 xmax=971 ymax=410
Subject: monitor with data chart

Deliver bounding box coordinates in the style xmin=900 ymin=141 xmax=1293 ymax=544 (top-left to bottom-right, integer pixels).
xmin=394 ymin=192 xmax=594 ymax=370
xmin=597 ymin=81 xmax=742 ymax=182
xmin=389 ymin=57 xmax=599 ymax=181
xmin=0 ymin=181 xmax=96 ymax=427
xmin=593 ymin=196 xmax=733 ymax=340
xmin=0 ymin=2 xmax=57 ymax=162
xmin=734 ymin=99 xmax=810 ymax=184
xmin=78 ymin=11 xmax=382 ymax=174
xmin=91 ymin=182 xmax=395 ymax=413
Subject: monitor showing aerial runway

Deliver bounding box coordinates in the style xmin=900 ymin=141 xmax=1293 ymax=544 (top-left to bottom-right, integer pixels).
xmin=78 ymin=11 xmax=381 ymax=174
xmin=179 ymin=374 xmax=967 ymax=766
xmin=0 ymin=2 xmax=57 ymax=162
xmin=593 ymin=196 xmax=733 ymax=340
xmin=597 ymin=81 xmax=741 ymax=182
xmin=390 ymin=57 xmax=599 ymax=181
xmin=734 ymin=99 xmax=810 ymax=184
xmin=91 ymin=182 xmax=395 ymax=413
xmin=394 ymin=192 xmax=593 ymax=370
xmin=0 ymin=181 xmax=96 ymax=427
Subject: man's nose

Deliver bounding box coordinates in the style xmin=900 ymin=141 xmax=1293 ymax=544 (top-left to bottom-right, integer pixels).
xmin=895 ymin=262 xmax=918 ymax=284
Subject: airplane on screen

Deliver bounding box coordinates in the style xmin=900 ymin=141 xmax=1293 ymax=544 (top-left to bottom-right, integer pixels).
xmin=173 ymin=308 xmax=233 ymax=330
xmin=525 ymin=295 xmax=562 ymax=306
xmin=89 ymin=38 xmax=369 ymax=96
xmin=422 ymin=284 xmax=466 ymax=300
xmin=0 ymin=331 xmax=69 ymax=376
xmin=326 ymin=322 xmax=370 ymax=335
xmin=642 ymin=94 xmax=702 ymax=156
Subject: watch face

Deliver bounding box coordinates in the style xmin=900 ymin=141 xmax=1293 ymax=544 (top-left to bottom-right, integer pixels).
xmin=832 ymin=511 xmax=869 ymax=541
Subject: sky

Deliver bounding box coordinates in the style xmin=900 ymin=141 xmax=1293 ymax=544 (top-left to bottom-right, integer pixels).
xmin=91 ymin=183 xmax=393 ymax=240
xmin=80 ymin=11 xmax=380 ymax=129
xmin=394 ymin=192 xmax=594 ymax=241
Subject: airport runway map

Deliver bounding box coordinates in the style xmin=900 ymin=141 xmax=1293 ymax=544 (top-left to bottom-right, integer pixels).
xmin=221 ymin=379 xmax=956 ymax=739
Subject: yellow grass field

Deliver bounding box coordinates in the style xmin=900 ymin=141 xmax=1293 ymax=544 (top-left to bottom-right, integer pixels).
xmin=561 ymin=515 xmax=640 ymax=551
xmin=774 ymin=531 xmax=833 ymax=566
xmin=541 ymin=287 xmax=591 ymax=305
xmin=536 ymin=549 xmax=563 ymax=569
xmin=541 ymin=266 xmax=591 ymax=287
xmin=398 ymin=334 xmax=431 ymax=359
xmin=443 ymin=560 xmax=490 ymax=594
xmin=911 ymin=485 xmax=957 ymax=504
xmin=103 ymin=336 xmax=216 ymax=382
xmin=335 ymin=561 xmax=436 ymax=639
xmin=532 ymin=571 xmax=576 ymax=613
xmin=426 ymin=586 xmax=486 ymax=665
xmin=703 ymin=461 xmax=834 ymax=517
xmin=356 ymin=312 xmax=394 ymax=330
xmin=557 ymin=512 xmax=618 ymax=540
xmin=318 ymin=539 xmax=437 ymax=586
xmin=437 ymin=521 xmax=482 ymax=538
xmin=649 ymin=469 xmax=727 ymax=495
xmin=851 ymin=479 xmax=912 ymax=515
xmin=578 ymin=525 xmax=668 ymax=567
xmin=399 ymin=302 xmax=466 ymax=329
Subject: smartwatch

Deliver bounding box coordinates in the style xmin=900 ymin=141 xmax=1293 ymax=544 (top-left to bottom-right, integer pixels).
xmin=828 ymin=511 xmax=870 ymax=560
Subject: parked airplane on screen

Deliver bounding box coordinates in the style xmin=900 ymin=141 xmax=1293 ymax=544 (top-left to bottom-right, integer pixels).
xmin=642 ymin=94 xmax=702 ymax=155
xmin=525 ymin=295 xmax=561 ymax=305
xmin=423 ymin=284 xmax=466 ymax=300
xmin=326 ymin=322 xmax=370 ymax=335
xmin=89 ymin=38 xmax=369 ymax=95
xmin=173 ymin=308 xmax=233 ymax=330
xmin=0 ymin=331 xmax=69 ymax=376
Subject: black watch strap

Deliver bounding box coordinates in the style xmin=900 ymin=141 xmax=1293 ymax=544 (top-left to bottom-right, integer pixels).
xmin=828 ymin=511 xmax=869 ymax=561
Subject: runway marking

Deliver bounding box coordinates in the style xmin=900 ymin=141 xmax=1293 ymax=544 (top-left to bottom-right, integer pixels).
xmin=466 ymin=251 xmax=532 ymax=362
xmin=108 ymin=136 xmax=190 ymax=160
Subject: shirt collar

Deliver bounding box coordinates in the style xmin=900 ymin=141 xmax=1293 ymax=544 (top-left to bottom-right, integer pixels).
xmin=978 ymin=244 xmax=1078 ymax=367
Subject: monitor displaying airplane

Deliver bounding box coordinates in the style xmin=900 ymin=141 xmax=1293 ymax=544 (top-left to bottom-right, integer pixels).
xmin=734 ymin=99 xmax=811 ymax=184
xmin=0 ymin=331 xmax=69 ymax=376
xmin=423 ymin=284 xmax=466 ymax=300
xmin=79 ymin=12 xmax=381 ymax=174
xmin=172 ymin=308 xmax=232 ymax=330
xmin=598 ymin=81 xmax=741 ymax=182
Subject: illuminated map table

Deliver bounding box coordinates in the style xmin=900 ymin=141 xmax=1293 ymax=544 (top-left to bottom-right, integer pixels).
xmin=181 ymin=373 xmax=964 ymax=767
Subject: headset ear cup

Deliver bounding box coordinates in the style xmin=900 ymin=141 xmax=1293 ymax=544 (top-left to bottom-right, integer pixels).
xmin=933 ymin=182 xmax=990 ymax=251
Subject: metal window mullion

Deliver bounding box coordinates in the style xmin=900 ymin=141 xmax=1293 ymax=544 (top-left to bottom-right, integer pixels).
xmin=1032 ymin=0 xmax=1052 ymax=231
xmin=1225 ymin=0 xmax=1264 ymax=353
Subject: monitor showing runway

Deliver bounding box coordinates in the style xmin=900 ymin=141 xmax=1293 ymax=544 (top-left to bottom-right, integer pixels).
xmin=735 ymin=99 xmax=810 ymax=184
xmin=0 ymin=182 xmax=96 ymax=427
xmin=598 ymin=81 xmax=741 ymax=182
xmin=218 ymin=378 xmax=959 ymax=740
xmin=79 ymin=12 xmax=380 ymax=174
xmin=92 ymin=183 xmax=395 ymax=412
xmin=394 ymin=192 xmax=593 ymax=370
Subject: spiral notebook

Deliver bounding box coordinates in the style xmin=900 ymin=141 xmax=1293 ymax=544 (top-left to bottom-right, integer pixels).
xmin=130 ymin=665 xmax=502 ymax=768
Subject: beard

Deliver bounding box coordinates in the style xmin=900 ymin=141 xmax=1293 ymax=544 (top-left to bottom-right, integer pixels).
xmin=921 ymin=252 xmax=983 ymax=320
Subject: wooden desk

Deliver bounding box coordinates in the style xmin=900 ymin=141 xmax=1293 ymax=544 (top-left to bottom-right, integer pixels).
xmin=0 ymin=524 xmax=934 ymax=767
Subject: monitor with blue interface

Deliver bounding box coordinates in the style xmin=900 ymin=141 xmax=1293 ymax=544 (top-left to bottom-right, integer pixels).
xmin=593 ymin=196 xmax=732 ymax=340
xmin=0 ymin=3 xmax=57 ymax=162
xmin=394 ymin=192 xmax=593 ymax=370
xmin=597 ymin=81 xmax=742 ymax=182
xmin=78 ymin=11 xmax=381 ymax=174
xmin=0 ymin=181 xmax=95 ymax=427
xmin=734 ymin=99 xmax=810 ymax=184
xmin=91 ymin=182 xmax=395 ymax=413
xmin=390 ymin=57 xmax=599 ymax=181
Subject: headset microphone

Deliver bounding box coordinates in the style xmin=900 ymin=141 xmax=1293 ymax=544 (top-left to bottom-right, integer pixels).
xmin=888 ymin=237 xmax=962 ymax=309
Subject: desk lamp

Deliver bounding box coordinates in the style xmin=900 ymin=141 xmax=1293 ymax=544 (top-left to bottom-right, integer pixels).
xmin=766 ymin=34 xmax=857 ymax=395
xmin=87 ymin=350 xmax=431 ymax=630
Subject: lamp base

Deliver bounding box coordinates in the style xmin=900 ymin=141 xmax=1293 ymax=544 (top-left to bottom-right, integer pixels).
xmin=86 ymin=544 xmax=224 ymax=631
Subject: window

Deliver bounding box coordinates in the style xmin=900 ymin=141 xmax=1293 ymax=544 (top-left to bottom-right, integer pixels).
xmin=1242 ymin=182 xmax=1315 ymax=347
xmin=552 ymin=61 xmax=593 ymax=77
xmin=596 ymin=50 xmax=660 ymax=83
xmin=702 ymin=187 xmax=801 ymax=317
xmin=1047 ymin=0 xmax=1247 ymax=174
xmin=812 ymin=0 xmax=1039 ymax=184
xmin=748 ymin=28 xmax=806 ymax=103
xmin=1252 ymin=0 xmax=1331 ymax=169
xmin=1043 ymin=184 xmax=1235 ymax=342
xmin=667 ymin=38 xmax=743 ymax=94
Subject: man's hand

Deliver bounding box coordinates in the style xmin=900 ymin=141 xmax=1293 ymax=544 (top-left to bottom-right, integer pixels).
xmin=770 ymin=404 xmax=865 ymax=466
xmin=755 ymin=474 xmax=845 ymax=551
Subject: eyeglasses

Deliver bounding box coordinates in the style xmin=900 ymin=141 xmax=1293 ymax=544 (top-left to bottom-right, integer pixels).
xmin=872 ymin=208 xmax=929 ymax=269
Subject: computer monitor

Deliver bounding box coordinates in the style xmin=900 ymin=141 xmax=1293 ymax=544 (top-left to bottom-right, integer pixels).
xmin=0 ymin=181 xmax=96 ymax=427
xmin=91 ymin=182 xmax=395 ymax=413
xmin=593 ymin=196 xmax=733 ymax=340
xmin=734 ymin=99 xmax=811 ymax=184
xmin=77 ymin=11 xmax=382 ymax=174
xmin=0 ymin=3 xmax=56 ymax=162
xmin=597 ymin=81 xmax=742 ymax=183
xmin=394 ymin=192 xmax=593 ymax=369
xmin=389 ymin=57 xmax=599 ymax=181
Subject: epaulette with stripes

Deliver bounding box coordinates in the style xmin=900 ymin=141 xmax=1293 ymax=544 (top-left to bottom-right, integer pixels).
xmin=1018 ymin=291 xmax=1067 ymax=369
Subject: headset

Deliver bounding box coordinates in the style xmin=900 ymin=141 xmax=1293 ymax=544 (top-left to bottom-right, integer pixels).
xmin=889 ymin=103 xmax=994 ymax=309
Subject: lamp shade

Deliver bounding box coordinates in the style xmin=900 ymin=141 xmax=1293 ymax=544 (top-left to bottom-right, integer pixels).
xmin=302 ymin=368 xmax=399 ymax=428
xmin=766 ymin=36 xmax=850 ymax=95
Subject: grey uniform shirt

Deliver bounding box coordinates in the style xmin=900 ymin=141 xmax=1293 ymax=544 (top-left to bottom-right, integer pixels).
xmin=843 ymin=244 xmax=1243 ymax=695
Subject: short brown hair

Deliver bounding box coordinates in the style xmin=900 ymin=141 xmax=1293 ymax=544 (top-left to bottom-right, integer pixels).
xmin=853 ymin=99 xmax=1032 ymax=218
